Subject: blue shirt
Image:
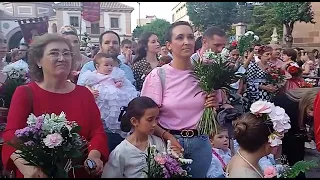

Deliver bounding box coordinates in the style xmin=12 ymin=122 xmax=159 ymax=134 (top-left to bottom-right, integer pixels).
xmin=77 ymin=60 xmax=136 ymax=86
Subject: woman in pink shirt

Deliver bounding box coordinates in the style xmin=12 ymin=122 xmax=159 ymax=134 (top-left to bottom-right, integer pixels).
xmin=141 ymin=21 xmax=217 ymax=178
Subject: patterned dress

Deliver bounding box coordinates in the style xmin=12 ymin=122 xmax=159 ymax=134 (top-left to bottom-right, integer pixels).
xmin=243 ymin=62 xmax=272 ymax=110
xmin=132 ymin=58 xmax=160 ymax=91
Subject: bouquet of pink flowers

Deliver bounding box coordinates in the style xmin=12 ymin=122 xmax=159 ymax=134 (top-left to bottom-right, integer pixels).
xmin=8 ymin=112 xmax=87 ymax=178
xmin=144 ymin=140 xmax=193 ymax=178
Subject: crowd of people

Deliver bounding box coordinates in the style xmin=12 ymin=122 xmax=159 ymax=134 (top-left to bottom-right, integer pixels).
xmin=0 ymin=19 xmax=320 ymax=178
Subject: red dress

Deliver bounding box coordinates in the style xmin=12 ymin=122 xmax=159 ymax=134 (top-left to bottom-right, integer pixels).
xmin=1 ymin=82 xmax=109 ymax=178
xmin=314 ymin=92 xmax=320 ymax=151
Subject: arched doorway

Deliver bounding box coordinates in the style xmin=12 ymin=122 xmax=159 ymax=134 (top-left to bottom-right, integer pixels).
xmin=8 ymin=31 xmax=23 ymax=50
xmin=52 ymin=23 xmax=57 ymax=33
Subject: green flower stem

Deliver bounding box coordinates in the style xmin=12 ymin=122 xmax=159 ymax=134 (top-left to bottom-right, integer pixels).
xmin=197 ymin=107 xmax=218 ymax=135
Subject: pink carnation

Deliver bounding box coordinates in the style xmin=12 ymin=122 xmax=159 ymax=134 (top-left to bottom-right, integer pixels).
xmin=264 ymin=166 xmax=277 ymax=178
xmin=43 ymin=133 xmax=63 ymax=148
xmin=154 ymin=155 xmax=166 ymax=165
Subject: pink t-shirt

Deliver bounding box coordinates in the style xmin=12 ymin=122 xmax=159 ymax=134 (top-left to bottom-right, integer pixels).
xmin=140 ymin=64 xmax=205 ymax=130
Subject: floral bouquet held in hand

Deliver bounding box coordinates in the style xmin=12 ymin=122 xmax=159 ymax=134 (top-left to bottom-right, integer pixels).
xmin=238 ymin=31 xmax=260 ymax=56
xmin=264 ymin=160 xmax=318 ymax=178
xmin=192 ymin=50 xmax=242 ymax=135
xmin=0 ymin=61 xmax=30 ymax=108
xmin=144 ymin=140 xmax=193 ymax=178
xmin=8 ymin=112 xmax=87 ymax=178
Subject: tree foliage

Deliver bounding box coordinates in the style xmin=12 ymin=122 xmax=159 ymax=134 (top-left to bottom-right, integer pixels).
xmin=271 ymin=2 xmax=315 ymax=47
xmin=247 ymin=4 xmax=283 ymax=44
xmin=132 ymin=19 xmax=171 ymax=45
xmin=186 ymin=2 xmax=237 ymax=32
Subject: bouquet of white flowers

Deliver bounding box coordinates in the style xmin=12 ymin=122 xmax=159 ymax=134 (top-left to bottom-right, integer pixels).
xmin=192 ymin=50 xmax=242 ymax=135
xmin=238 ymin=31 xmax=259 ymax=56
xmin=0 ymin=60 xmax=30 ymax=108
xmin=8 ymin=112 xmax=87 ymax=178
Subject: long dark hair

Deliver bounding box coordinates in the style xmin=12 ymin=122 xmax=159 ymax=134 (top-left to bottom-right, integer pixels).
xmin=133 ymin=32 xmax=156 ymax=63
xmin=119 ymin=96 xmax=159 ymax=132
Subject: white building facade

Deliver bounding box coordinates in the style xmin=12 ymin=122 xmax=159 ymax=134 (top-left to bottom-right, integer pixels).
xmin=172 ymin=2 xmax=190 ymax=23
xmin=0 ymin=2 xmax=55 ymax=49
xmin=53 ymin=2 xmax=134 ymax=44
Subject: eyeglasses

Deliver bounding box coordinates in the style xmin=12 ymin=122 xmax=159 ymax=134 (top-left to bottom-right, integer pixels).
xmin=47 ymin=51 xmax=73 ymax=60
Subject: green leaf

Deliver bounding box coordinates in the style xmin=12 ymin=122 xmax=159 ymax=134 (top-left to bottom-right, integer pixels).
xmin=70 ymin=149 xmax=83 ymax=158
xmin=70 ymin=126 xmax=81 ymax=133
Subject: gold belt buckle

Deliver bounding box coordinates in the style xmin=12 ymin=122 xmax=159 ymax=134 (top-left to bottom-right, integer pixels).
xmin=181 ymin=130 xmax=195 ymax=138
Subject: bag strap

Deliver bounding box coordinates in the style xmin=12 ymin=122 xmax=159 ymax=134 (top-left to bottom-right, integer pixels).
xmin=23 ymin=85 xmax=33 ymax=113
xmin=158 ymin=67 xmax=166 ymax=93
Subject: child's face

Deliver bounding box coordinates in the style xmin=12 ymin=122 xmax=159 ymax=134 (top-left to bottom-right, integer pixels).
xmin=132 ymin=107 xmax=159 ymax=135
xmin=96 ymin=57 xmax=114 ymax=75
xmin=211 ymin=130 xmax=229 ymax=151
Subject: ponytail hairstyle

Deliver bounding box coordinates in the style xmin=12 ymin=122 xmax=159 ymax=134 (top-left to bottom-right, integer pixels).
xmin=118 ymin=96 xmax=159 ymax=132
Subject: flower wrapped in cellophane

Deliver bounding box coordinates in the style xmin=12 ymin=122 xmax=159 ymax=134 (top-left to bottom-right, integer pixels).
xmin=144 ymin=140 xmax=193 ymax=178
xmin=238 ymin=31 xmax=259 ymax=56
xmin=0 ymin=60 xmax=30 ymax=108
xmin=263 ymin=160 xmax=318 ymax=178
xmin=7 ymin=112 xmax=87 ymax=178
xmin=192 ymin=49 xmax=242 ymax=135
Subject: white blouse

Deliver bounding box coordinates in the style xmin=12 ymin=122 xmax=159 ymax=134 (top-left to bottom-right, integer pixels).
xmin=101 ymin=135 xmax=166 ymax=178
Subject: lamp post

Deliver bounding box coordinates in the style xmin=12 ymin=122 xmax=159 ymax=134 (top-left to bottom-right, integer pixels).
xmin=137 ymin=2 xmax=141 ymax=26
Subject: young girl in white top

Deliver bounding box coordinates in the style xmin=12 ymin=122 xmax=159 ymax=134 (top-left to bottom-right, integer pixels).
xmin=207 ymin=126 xmax=232 ymax=178
xmin=81 ymin=53 xmax=138 ymax=137
xmin=101 ymin=96 xmax=166 ymax=178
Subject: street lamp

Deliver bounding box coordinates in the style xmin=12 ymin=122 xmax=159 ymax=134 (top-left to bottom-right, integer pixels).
xmin=137 ymin=2 xmax=141 ymax=26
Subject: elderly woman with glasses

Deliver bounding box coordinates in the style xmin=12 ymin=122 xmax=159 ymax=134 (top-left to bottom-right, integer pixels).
xmin=1 ymin=34 xmax=108 ymax=178
xmin=60 ymin=25 xmax=91 ymax=83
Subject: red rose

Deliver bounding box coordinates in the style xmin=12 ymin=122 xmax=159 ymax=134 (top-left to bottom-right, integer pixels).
xmin=288 ymin=66 xmax=298 ymax=74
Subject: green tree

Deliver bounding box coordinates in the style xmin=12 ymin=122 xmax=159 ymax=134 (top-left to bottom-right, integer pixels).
xmin=132 ymin=25 xmax=144 ymax=41
xmin=132 ymin=19 xmax=171 ymax=45
xmin=272 ymin=2 xmax=315 ymax=47
xmin=247 ymin=4 xmax=283 ymax=44
xmin=186 ymin=2 xmax=237 ymax=32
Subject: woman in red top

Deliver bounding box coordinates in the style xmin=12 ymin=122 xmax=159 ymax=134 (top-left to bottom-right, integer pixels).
xmin=1 ymin=34 xmax=108 ymax=178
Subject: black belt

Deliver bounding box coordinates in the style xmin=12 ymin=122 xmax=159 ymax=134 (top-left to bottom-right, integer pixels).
xmin=159 ymin=125 xmax=199 ymax=138
xmin=169 ymin=129 xmax=199 ymax=138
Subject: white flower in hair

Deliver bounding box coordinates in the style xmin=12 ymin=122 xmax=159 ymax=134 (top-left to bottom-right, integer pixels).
xmin=254 ymin=35 xmax=259 ymax=41
xmin=268 ymin=106 xmax=291 ymax=133
xmin=250 ymin=101 xmax=275 ymax=115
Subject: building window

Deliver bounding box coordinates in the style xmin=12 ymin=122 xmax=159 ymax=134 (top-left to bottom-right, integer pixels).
xmin=18 ymin=6 xmax=32 ymax=15
xmin=38 ymin=7 xmax=49 ymax=14
xmin=110 ymin=17 xmax=119 ymax=29
xmin=91 ymin=22 xmax=100 ymax=34
xmin=70 ymin=16 xmax=79 ymax=27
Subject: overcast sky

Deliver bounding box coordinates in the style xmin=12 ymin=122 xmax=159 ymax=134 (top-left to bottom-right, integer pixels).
xmin=121 ymin=2 xmax=179 ymax=29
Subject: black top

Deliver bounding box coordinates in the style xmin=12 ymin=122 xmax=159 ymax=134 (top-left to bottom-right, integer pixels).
xmin=273 ymin=94 xmax=306 ymax=167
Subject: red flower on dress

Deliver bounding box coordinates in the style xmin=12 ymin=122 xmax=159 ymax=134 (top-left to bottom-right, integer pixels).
xmin=231 ymin=41 xmax=238 ymax=47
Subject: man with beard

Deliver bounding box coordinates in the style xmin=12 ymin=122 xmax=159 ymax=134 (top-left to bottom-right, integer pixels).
xmin=77 ymin=31 xmax=135 ymax=86
xmin=191 ymin=26 xmax=227 ymax=63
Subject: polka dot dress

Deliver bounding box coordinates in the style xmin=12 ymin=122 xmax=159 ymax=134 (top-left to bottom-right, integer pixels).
xmin=243 ymin=62 xmax=272 ymax=110
xmin=132 ymin=58 xmax=160 ymax=91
